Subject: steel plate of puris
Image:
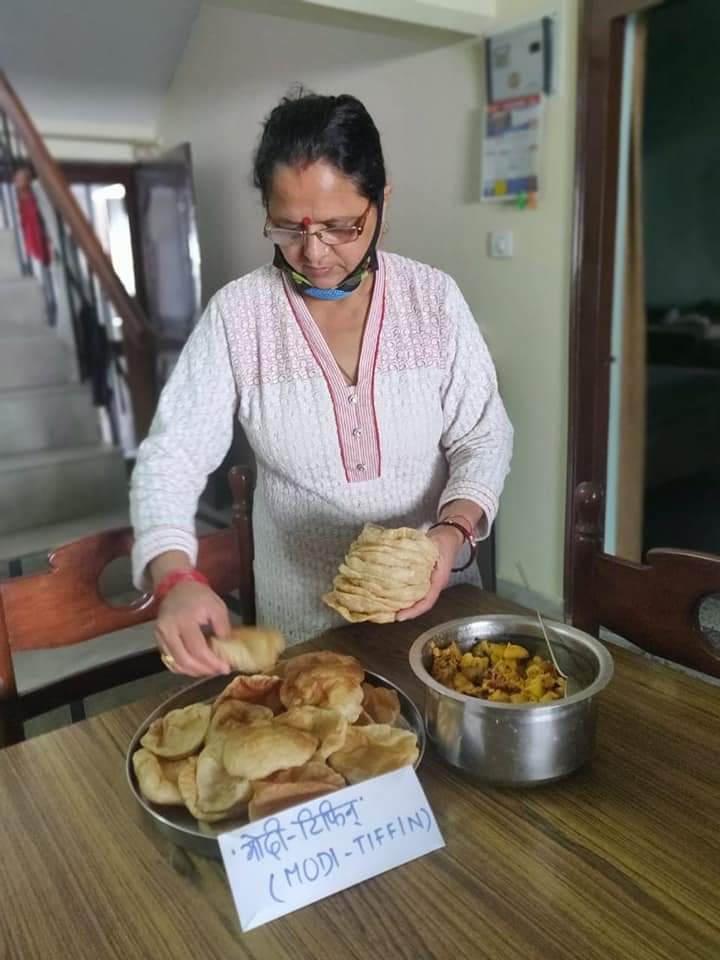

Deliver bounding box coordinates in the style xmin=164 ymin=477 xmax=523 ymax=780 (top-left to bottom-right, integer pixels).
xmin=128 ymin=642 xmax=425 ymax=858
xmin=323 ymin=523 xmax=439 ymax=624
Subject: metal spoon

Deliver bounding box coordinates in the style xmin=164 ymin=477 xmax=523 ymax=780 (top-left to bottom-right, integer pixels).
xmin=515 ymin=561 xmax=569 ymax=695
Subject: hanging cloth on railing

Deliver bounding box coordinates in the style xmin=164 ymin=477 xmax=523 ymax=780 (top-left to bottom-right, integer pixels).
xmin=16 ymin=185 xmax=51 ymax=266
xmin=75 ymin=301 xmax=112 ymax=408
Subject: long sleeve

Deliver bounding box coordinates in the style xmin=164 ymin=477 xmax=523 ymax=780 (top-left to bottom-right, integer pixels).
xmin=129 ymin=297 xmax=238 ymax=588
xmin=438 ymin=276 xmax=514 ymax=538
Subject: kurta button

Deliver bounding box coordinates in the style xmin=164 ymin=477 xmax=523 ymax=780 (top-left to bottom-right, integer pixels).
xmin=353 ymin=427 xmax=362 ymax=438
xmin=356 ymin=463 xmax=366 ymax=472
xmin=348 ymin=394 xmax=358 ymax=405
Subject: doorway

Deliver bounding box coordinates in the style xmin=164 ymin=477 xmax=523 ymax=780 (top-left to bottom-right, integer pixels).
xmin=564 ymin=0 xmax=720 ymax=675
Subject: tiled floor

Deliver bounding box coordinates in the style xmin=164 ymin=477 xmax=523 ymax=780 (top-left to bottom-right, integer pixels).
xmin=0 ymin=509 xmax=132 ymax=566
xmin=23 ymin=669 xmax=183 ymax=738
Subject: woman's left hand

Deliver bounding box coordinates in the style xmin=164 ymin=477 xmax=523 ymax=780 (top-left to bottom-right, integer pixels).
xmin=395 ymin=524 xmax=464 ymax=622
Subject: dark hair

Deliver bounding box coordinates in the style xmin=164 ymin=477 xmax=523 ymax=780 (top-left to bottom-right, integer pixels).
xmin=253 ymin=91 xmax=386 ymax=207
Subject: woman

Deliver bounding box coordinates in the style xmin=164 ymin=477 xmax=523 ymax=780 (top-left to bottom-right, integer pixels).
xmin=130 ymin=92 xmax=513 ymax=676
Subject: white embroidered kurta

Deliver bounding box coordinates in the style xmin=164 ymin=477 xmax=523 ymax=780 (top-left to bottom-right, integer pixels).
xmin=130 ymin=252 xmax=513 ymax=644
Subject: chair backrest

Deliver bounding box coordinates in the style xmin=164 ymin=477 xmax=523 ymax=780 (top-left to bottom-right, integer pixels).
xmin=570 ymin=482 xmax=720 ymax=678
xmin=590 ymin=549 xmax=720 ymax=676
xmin=0 ymin=466 xmax=255 ymax=743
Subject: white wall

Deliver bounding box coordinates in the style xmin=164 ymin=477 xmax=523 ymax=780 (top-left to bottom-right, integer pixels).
xmin=159 ymin=0 xmax=578 ymax=612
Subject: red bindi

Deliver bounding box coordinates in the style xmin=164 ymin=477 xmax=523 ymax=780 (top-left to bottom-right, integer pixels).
xmin=302 ymin=216 xmax=312 ymax=227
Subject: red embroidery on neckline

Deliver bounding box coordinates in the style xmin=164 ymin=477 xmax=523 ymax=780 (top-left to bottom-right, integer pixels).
xmin=282 ymin=262 xmax=385 ymax=484
xmin=282 ymin=283 xmax=352 ymax=483
xmin=369 ymin=292 xmax=385 ymax=480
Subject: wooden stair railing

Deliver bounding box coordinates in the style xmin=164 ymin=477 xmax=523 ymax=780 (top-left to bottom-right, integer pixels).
xmin=0 ymin=69 xmax=157 ymax=439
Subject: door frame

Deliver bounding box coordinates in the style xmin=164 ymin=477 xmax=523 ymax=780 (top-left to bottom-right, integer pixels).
xmin=60 ymin=160 xmax=149 ymax=319
xmin=564 ymin=0 xmax=663 ymax=629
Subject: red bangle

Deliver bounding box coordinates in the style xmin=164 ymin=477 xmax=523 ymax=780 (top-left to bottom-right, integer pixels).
xmin=442 ymin=514 xmax=476 ymax=543
xmin=153 ymin=569 xmax=209 ymax=604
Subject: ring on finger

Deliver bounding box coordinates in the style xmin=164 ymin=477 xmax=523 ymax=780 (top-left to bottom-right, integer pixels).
xmin=161 ymin=652 xmax=177 ymax=669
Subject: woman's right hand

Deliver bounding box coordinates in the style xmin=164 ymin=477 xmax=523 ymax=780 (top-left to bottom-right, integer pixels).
xmin=154 ymin=581 xmax=232 ymax=677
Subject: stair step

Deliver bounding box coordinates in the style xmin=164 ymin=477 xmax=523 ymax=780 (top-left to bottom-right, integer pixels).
xmin=0 ymin=507 xmax=130 ymax=563
xmin=0 ymin=506 xmax=134 ymax=598
xmin=0 ymin=509 xmax=221 ymax=565
xmin=0 ymin=231 xmax=21 ymax=281
xmin=0 ymin=277 xmax=47 ymax=330
xmin=0 ymin=334 xmax=75 ymax=389
xmin=0 ymin=383 xmax=100 ymax=455
xmin=0 ymin=445 xmax=128 ymax=536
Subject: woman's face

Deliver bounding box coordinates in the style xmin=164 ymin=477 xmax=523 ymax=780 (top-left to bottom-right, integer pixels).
xmin=266 ymin=160 xmax=379 ymax=288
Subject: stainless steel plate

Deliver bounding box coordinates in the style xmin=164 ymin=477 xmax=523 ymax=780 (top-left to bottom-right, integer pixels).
xmin=126 ymin=670 xmax=426 ymax=859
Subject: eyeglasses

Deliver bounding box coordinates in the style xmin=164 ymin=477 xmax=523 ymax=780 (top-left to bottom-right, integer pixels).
xmin=263 ymin=200 xmax=372 ymax=248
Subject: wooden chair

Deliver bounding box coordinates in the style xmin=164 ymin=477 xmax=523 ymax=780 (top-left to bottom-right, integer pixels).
xmin=0 ymin=466 xmax=255 ymax=747
xmin=570 ymin=482 xmax=720 ymax=679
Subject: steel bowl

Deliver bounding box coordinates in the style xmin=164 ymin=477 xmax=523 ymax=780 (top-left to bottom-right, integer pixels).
xmin=409 ymin=615 xmax=614 ymax=786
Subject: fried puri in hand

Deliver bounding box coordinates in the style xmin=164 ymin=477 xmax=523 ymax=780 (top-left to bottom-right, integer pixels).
xmin=209 ymin=626 xmax=285 ymax=674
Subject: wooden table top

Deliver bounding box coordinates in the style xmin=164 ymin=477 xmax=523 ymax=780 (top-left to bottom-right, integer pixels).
xmin=1 ymin=585 xmax=718 ymax=960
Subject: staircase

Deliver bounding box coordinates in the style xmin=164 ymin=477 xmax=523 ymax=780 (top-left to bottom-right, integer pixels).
xmin=0 ymin=70 xmax=188 ymax=736
xmin=0 ymin=229 xmax=129 ymax=560
xmin=0 ymin=227 xmax=158 ymax=731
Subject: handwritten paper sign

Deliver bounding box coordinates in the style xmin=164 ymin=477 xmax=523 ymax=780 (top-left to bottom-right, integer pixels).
xmin=218 ymin=766 xmax=445 ymax=931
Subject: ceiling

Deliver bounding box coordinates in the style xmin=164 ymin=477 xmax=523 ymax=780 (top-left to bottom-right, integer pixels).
xmin=0 ymin=0 xmax=492 ymax=140
xmin=0 ymin=0 xmax=201 ymax=136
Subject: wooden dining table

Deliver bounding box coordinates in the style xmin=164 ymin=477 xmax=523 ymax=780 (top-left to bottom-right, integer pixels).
xmin=0 ymin=584 xmax=718 ymax=960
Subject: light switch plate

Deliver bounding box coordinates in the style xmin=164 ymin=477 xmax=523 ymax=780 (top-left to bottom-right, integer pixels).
xmin=488 ymin=230 xmax=514 ymax=258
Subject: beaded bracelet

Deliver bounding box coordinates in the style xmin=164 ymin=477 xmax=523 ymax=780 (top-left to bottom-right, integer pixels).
xmin=153 ymin=569 xmax=210 ymax=604
xmin=428 ymin=517 xmax=478 ymax=572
